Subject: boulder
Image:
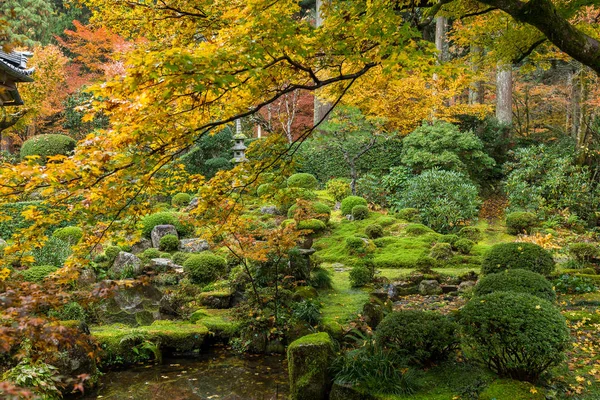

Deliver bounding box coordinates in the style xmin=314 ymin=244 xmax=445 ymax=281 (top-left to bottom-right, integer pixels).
xmin=184 ymin=197 xmax=199 ymax=212
xmin=260 ymin=205 xmax=280 ymax=215
xmin=77 ymin=268 xmax=97 ymax=286
xmin=441 ymin=284 xmax=459 ymax=294
xmin=131 ymin=237 xmax=152 ymax=254
xmin=110 ymin=252 xmax=142 ymax=278
xmin=198 ymin=291 xmax=232 ymax=309
xmin=180 ymin=238 xmax=209 ymax=253
xmin=150 ymin=224 xmax=178 ymax=248
xmin=287 ymin=332 xmax=334 ymax=400
xmin=97 ymin=284 xmax=165 ymax=326
xmin=458 ymin=280 xmax=477 ymax=293
xmin=149 ymin=258 xmax=183 ymax=273
xmin=362 ymin=301 xmax=384 ymax=329
xmin=0 ymin=238 xmax=7 ymax=248
xmin=419 ymin=279 xmax=442 ymax=295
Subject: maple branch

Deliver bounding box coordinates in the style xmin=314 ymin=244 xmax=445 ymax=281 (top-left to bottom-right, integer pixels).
xmin=512 ymin=38 xmax=547 ymax=64
xmin=459 ymin=7 xmax=498 ymax=19
xmin=475 ymin=0 xmax=600 ymax=74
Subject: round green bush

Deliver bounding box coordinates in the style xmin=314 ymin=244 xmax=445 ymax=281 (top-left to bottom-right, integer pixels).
xmin=159 ymin=234 xmax=180 ymax=252
xmin=394 ymin=170 xmax=480 ymax=234
xmin=171 ymin=193 xmax=191 ymax=208
xmin=481 ymin=242 xmax=555 ymax=276
xmin=297 ymin=218 xmax=327 ymax=233
xmin=414 ymin=256 xmax=438 ymax=272
xmin=141 ymin=248 xmax=161 ymax=260
xmin=473 ymin=269 xmax=556 ymax=302
xmin=396 ymin=208 xmax=421 ymax=223
xmin=430 ymin=242 xmax=452 ymax=260
xmin=172 ymin=251 xmax=191 ymax=265
xmin=365 ymin=224 xmax=384 ymax=239
xmin=375 ymin=311 xmax=459 ymax=366
xmin=104 ymin=245 xmax=122 ymax=264
xmin=405 ymin=223 xmax=433 ymax=236
xmin=439 ymin=234 xmax=459 ymax=246
xmin=568 ymin=242 xmax=599 ymax=263
xmin=19 ymin=265 xmax=59 ymax=282
xmin=52 ymin=226 xmax=83 ymax=245
xmin=183 ymin=253 xmax=227 ymax=285
xmin=349 ymin=265 xmax=372 ymax=287
xmin=20 ymin=134 xmax=76 ymax=163
xmin=140 ymin=212 xmax=193 ymax=238
xmin=505 ymin=212 xmax=537 ymax=235
xmin=256 ymin=183 xmax=273 ymax=197
xmin=454 ymin=238 xmax=474 ymax=254
xmin=460 ymin=292 xmax=570 ymax=381
xmin=351 ymin=205 xmax=369 ymax=220
xmin=341 ymin=196 xmax=368 ymax=215
xmin=287 ymin=173 xmax=318 ymax=190
xmin=458 ymin=226 xmax=482 ymax=242
xmin=287 ymin=202 xmax=331 ymax=222
xmin=325 ymin=178 xmax=352 ymax=202
xmin=345 ymin=236 xmax=366 ymax=253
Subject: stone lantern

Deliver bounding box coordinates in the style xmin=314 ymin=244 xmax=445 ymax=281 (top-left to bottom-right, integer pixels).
xmin=232 ymin=132 xmax=247 ymax=163
xmin=0 ymin=51 xmax=34 ymax=106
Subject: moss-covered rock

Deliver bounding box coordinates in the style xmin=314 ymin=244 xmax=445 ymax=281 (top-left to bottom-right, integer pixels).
xmin=287 ymin=332 xmax=334 ymax=400
xmin=329 ymin=383 xmax=377 ymax=400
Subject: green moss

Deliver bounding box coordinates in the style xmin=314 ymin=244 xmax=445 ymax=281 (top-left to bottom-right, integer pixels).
xmin=563 ymin=310 xmax=600 ymax=324
xmin=287 ymin=332 xmax=334 ymax=400
xmin=479 ymin=379 xmax=545 ymax=400
xmin=190 ymin=308 xmax=241 ymax=336
xmin=319 ymin=265 xmax=370 ymax=327
xmin=91 ymin=321 xmax=209 ymax=366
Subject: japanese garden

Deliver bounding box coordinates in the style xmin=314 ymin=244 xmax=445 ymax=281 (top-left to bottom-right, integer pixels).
xmin=2 ymin=0 xmax=600 ymax=399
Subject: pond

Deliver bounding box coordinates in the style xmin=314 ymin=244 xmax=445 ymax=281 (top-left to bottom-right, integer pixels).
xmin=76 ymin=346 xmax=289 ymax=400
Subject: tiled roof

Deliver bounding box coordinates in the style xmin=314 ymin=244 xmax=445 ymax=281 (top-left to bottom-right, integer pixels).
xmin=0 ymin=51 xmax=34 ymax=82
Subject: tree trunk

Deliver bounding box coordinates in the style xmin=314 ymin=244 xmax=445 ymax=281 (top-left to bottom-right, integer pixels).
xmin=435 ymin=16 xmax=449 ymax=63
xmin=349 ymin=163 xmax=357 ymax=195
xmin=496 ymin=63 xmax=513 ymax=126
xmin=469 ymin=46 xmax=484 ymax=104
xmin=313 ymin=0 xmax=332 ymax=125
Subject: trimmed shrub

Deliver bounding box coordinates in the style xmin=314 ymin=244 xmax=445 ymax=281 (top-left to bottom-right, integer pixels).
xmin=172 ymin=251 xmax=191 ymax=265
xmin=505 ymin=212 xmax=537 ymax=235
xmin=171 ymin=193 xmax=191 ymax=208
xmin=396 ymin=208 xmax=420 ymax=223
xmin=20 ymin=134 xmax=76 ymax=163
xmin=183 ymin=253 xmax=227 ymax=284
xmin=104 ymin=246 xmax=122 ymax=264
xmin=458 ymin=226 xmax=482 ymax=242
xmin=287 ymin=173 xmax=318 ymax=189
xmin=439 ymin=234 xmax=459 ymax=246
xmin=345 ymin=236 xmax=367 ymax=254
xmin=341 ymin=196 xmax=368 ymax=215
xmin=454 ymin=238 xmax=474 ymax=255
xmin=141 ymin=248 xmax=161 ymax=261
xmin=375 ymin=311 xmax=459 ymax=366
xmin=415 ymin=256 xmax=438 ymax=272
xmin=19 ymin=265 xmax=59 ymax=282
xmin=481 ymin=242 xmax=555 ymax=276
xmin=256 ymin=183 xmax=273 ymax=197
xmin=32 ymin=237 xmax=71 ymax=268
xmin=140 ymin=212 xmax=193 ymax=238
xmin=326 ymin=178 xmax=352 ymax=202
xmin=297 ymin=219 xmax=327 ymax=233
xmin=351 ymin=205 xmax=369 ymax=220
xmin=159 ymin=234 xmax=180 ymax=252
xmin=474 ymin=269 xmax=556 ymax=302
xmin=405 ymin=224 xmax=433 ymax=236
xmin=365 ymin=224 xmax=384 ymax=239
xmin=349 ymin=265 xmax=372 ymax=287
xmin=393 ymin=169 xmax=480 ymax=233
xmin=460 ymin=292 xmax=570 ymax=381
xmin=52 ymin=226 xmax=83 ymax=245
xmin=430 ymin=242 xmax=452 ymax=260
xmin=568 ymin=242 xmax=599 ymax=264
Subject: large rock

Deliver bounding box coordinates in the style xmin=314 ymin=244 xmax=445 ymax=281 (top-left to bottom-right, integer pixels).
xmin=151 ymin=224 xmax=178 ymax=248
xmin=329 ymin=383 xmax=377 ymax=400
xmin=287 ymin=332 xmax=334 ymax=400
xmin=0 ymin=238 xmax=7 ymax=248
xmin=184 ymin=197 xmax=199 ymax=212
xmin=149 ymin=258 xmax=183 ymax=273
xmin=77 ymin=268 xmax=97 ymax=286
xmin=110 ymin=252 xmax=142 ymax=278
xmin=419 ymin=279 xmax=442 ymax=295
xmin=180 ymin=238 xmax=209 ymax=253
xmin=260 ymin=205 xmax=280 ymax=215
xmin=458 ymin=280 xmax=477 ymax=293
xmin=97 ymin=283 xmax=165 ymax=326
xmin=131 ymin=237 xmax=152 ymax=254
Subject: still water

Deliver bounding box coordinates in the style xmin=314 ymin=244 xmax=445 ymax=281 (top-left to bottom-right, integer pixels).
xmin=78 ymin=347 xmax=289 ymax=400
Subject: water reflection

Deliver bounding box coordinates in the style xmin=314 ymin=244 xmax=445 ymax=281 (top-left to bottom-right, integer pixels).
xmin=77 ymin=346 xmax=288 ymax=400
